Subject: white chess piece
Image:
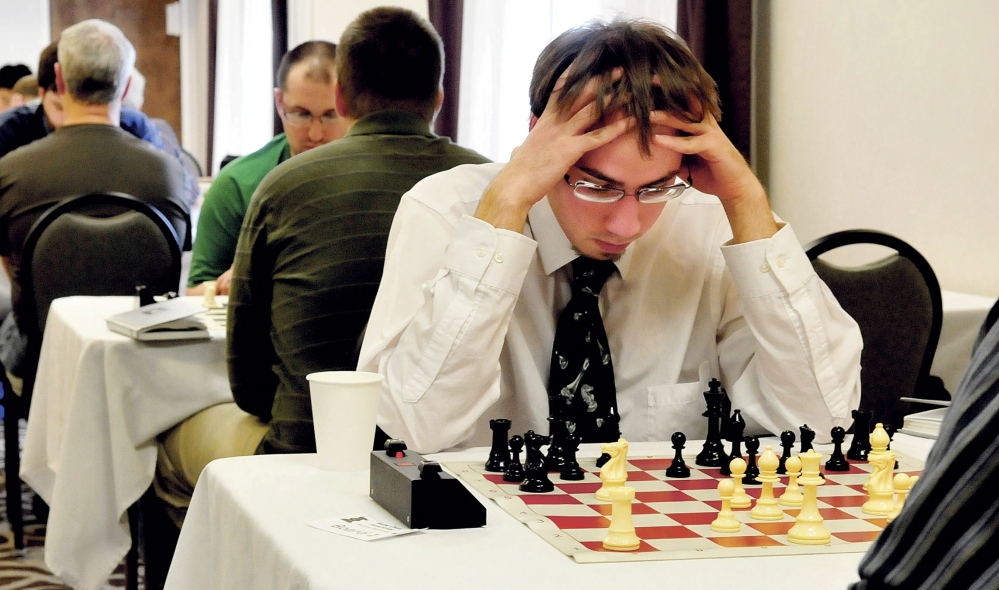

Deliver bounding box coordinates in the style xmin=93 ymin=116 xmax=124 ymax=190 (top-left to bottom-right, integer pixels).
xmin=711 ymin=479 xmax=741 ymax=533
xmin=729 ymin=457 xmax=752 ymax=509
xmin=863 ymin=451 xmax=896 ymax=516
xmin=602 ymin=485 xmax=640 ymax=551
xmin=886 ymin=472 xmax=911 ymax=523
xmin=779 ymin=455 xmax=804 ymax=507
xmin=595 ymin=439 xmax=629 ymax=501
xmin=750 ymin=445 xmax=784 ymax=521
xmin=787 ymin=450 xmax=831 ymax=545
xmin=201 ymin=280 xmax=222 ymax=309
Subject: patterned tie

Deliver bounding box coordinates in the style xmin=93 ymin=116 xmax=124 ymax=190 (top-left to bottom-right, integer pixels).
xmin=547 ymin=257 xmax=619 ymax=443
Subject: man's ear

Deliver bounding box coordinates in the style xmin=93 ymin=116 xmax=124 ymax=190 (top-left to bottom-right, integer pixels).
xmin=54 ymin=63 xmax=66 ymax=95
xmin=273 ymin=87 xmax=283 ymax=116
xmin=435 ymin=88 xmax=444 ymax=112
xmin=334 ymin=80 xmax=349 ymax=118
xmin=528 ymin=113 xmax=539 ymax=131
xmin=120 ymin=75 xmax=132 ymax=104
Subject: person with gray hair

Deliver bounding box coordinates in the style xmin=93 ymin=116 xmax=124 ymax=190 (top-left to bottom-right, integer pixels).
xmin=0 ymin=19 xmax=190 ymax=391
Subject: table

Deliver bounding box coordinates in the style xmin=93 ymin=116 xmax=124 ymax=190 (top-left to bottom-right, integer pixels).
xmin=165 ymin=435 xmax=935 ymax=589
xmin=20 ymin=295 xmax=232 ymax=590
xmin=932 ymin=290 xmax=996 ymax=393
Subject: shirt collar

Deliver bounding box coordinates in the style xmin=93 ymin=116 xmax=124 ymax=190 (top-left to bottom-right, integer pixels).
xmin=527 ymin=196 xmax=634 ymax=279
xmin=344 ymin=110 xmax=436 ymax=139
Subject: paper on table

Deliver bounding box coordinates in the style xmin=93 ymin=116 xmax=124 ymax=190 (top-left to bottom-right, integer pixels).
xmin=308 ymin=514 xmax=422 ymax=541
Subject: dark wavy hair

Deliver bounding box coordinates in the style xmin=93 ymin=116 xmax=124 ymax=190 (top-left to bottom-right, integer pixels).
xmin=529 ymin=18 xmax=721 ymax=156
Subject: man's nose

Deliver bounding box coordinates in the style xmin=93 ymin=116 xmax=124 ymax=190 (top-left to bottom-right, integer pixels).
xmin=604 ymin=195 xmax=642 ymax=239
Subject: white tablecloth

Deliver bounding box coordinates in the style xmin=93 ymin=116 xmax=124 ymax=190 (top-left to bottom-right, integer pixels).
xmin=21 ymin=296 xmax=233 ymax=590
xmin=165 ymin=436 xmax=935 ymax=590
xmin=932 ymin=290 xmax=996 ymax=393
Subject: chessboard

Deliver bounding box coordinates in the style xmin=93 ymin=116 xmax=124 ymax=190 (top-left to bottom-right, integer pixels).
xmin=444 ymin=452 xmax=923 ymax=563
xmin=196 ymin=306 xmax=228 ymax=331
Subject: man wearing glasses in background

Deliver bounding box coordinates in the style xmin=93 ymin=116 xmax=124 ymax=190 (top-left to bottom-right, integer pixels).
xmin=358 ymin=18 xmax=863 ymax=454
xmin=186 ymin=41 xmax=346 ymax=295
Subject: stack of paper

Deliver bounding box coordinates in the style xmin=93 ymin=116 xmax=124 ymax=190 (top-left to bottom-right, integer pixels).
xmin=900 ymin=407 xmax=949 ymax=439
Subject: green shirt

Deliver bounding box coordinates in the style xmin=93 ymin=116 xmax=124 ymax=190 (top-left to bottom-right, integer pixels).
xmin=187 ymin=134 xmax=291 ymax=287
xmin=227 ymin=110 xmax=489 ymax=454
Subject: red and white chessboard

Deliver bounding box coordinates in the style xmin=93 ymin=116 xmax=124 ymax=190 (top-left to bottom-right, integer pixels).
xmin=444 ymin=452 xmax=923 ymax=563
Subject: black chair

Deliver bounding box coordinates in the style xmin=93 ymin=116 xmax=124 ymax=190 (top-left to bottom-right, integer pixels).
xmin=8 ymin=192 xmax=183 ymax=586
xmin=804 ymin=229 xmax=944 ymax=429
xmin=1 ymin=359 xmax=25 ymax=552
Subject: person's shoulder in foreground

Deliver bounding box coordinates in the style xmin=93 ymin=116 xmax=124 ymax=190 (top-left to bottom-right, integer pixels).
xmin=852 ymin=314 xmax=999 ymax=590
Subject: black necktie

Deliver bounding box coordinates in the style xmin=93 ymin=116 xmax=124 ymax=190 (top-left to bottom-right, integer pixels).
xmin=547 ymin=257 xmax=619 ymax=443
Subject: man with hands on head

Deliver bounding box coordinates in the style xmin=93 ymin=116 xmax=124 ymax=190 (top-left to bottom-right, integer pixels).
xmin=358 ymin=18 xmax=862 ymax=453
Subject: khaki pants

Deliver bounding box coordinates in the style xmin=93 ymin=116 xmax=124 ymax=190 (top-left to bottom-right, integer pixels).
xmin=155 ymin=401 xmax=268 ymax=527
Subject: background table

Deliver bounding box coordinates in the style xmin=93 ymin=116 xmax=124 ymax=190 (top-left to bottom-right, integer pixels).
xmin=165 ymin=436 xmax=935 ymax=590
xmin=933 ymin=290 xmax=997 ymax=393
xmin=21 ymin=295 xmax=232 ymax=590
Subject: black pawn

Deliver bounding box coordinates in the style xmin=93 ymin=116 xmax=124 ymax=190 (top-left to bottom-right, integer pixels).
xmin=695 ymin=378 xmax=727 ymax=467
xmin=559 ymin=433 xmax=585 ymax=481
xmin=665 ymin=432 xmax=691 ymax=478
xmin=721 ymin=409 xmax=746 ymax=476
xmin=503 ymin=435 xmax=525 ymax=483
xmin=777 ymin=430 xmax=796 ymax=475
xmin=799 ymin=424 xmax=815 ymax=453
xmin=485 ymin=418 xmax=512 ymax=472
xmin=825 ymin=426 xmax=851 ymax=471
xmin=847 ymin=409 xmax=872 ymax=461
xmin=519 ymin=430 xmax=554 ymax=493
xmin=743 ymin=436 xmax=761 ymax=485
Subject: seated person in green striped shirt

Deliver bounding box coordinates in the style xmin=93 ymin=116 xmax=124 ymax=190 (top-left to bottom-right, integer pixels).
xmin=186 ymin=40 xmax=347 ymax=295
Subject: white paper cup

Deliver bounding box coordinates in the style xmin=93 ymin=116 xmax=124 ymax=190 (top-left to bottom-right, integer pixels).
xmin=307 ymin=371 xmax=384 ymax=471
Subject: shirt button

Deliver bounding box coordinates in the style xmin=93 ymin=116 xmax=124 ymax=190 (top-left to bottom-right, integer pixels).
xmin=777 ymin=255 xmax=787 ymax=268
xmin=476 ymin=247 xmax=487 ymax=258
xmin=494 ymin=252 xmax=505 ymax=263
xmin=759 ymin=262 xmax=771 ymax=273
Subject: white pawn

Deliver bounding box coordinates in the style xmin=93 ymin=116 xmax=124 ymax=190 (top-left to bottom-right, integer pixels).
xmin=729 ymin=457 xmax=752 ymax=509
xmin=779 ymin=455 xmax=804 ymax=507
xmin=602 ymin=485 xmax=640 ymax=551
xmin=787 ymin=450 xmax=831 ymax=545
xmin=750 ymin=445 xmax=784 ymax=521
xmin=711 ymin=479 xmax=742 ymax=533
xmin=202 ymin=280 xmax=222 ymax=309
xmin=886 ymin=473 xmax=911 ymax=523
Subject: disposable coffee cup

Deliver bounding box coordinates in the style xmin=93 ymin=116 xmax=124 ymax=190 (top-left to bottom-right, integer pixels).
xmin=307 ymin=371 xmax=383 ymax=471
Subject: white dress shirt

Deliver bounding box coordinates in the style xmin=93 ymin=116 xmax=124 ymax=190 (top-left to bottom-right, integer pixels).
xmin=359 ymin=162 xmax=862 ymax=453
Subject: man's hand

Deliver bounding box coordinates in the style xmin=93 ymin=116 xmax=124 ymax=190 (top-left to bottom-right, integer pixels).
xmin=474 ymin=70 xmax=635 ymax=232
xmin=652 ymin=111 xmax=778 ymax=243
xmin=215 ymin=267 xmax=234 ymax=295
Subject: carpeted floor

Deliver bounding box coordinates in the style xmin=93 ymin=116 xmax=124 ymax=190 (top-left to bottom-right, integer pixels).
xmin=1 ymin=413 xmax=137 ymax=589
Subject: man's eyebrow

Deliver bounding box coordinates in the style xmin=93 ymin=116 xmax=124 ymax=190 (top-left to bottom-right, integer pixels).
xmin=577 ymin=166 xmax=682 ymax=187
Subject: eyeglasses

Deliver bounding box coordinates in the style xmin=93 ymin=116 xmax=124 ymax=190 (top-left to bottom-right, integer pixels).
xmin=562 ymin=171 xmax=691 ymax=204
xmin=283 ymin=110 xmax=338 ymax=128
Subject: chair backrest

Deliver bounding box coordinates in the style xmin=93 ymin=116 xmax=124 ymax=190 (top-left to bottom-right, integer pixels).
xmin=20 ymin=192 xmax=182 ymax=336
xmin=804 ymin=229 xmax=943 ymax=428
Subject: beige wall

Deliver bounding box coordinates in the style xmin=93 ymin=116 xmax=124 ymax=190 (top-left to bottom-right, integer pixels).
xmin=760 ymin=0 xmax=999 ymax=296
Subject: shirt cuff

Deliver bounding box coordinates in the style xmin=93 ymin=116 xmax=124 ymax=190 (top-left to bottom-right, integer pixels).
xmin=443 ymin=214 xmax=537 ymax=293
xmin=721 ymin=223 xmax=815 ymax=299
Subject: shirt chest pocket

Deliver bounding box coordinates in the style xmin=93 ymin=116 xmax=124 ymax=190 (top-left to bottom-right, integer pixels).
xmin=644 ymin=361 xmax=713 ymax=441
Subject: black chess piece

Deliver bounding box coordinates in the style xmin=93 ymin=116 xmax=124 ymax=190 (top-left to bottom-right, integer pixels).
xmin=695 ymin=378 xmax=727 ymax=467
xmin=777 ymin=430 xmax=796 ymax=475
xmin=847 ymin=409 xmax=872 ymax=461
xmin=504 ymin=435 xmax=526 ymax=482
xmin=544 ymin=417 xmax=569 ymax=471
xmin=485 ymin=418 xmax=512 ymax=472
xmin=559 ymin=433 xmax=585 ymax=480
xmin=665 ymin=432 xmax=691 ymax=478
xmin=720 ymin=388 xmax=733 ymax=441
xmin=136 ymin=284 xmax=155 ymax=307
xmin=825 ymin=426 xmax=851 ymax=471
xmin=720 ymin=409 xmax=746 ymax=476
xmin=799 ymin=424 xmax=815 ymax=453
xmin=520 ymin=430 xmax=555 ymax=493
xmin=743 ymin=435 xmax=761 ymax=485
